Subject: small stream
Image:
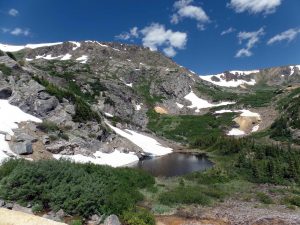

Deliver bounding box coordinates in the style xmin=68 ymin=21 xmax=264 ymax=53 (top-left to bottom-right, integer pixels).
xmin=131 ymin=152 xmax=213 ymax=177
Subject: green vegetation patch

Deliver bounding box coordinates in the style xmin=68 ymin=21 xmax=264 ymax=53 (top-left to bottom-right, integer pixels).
xmin=0 ymin=159 xmax=155 ymax=217
xmin=0 ymin=63 xmax=12 ymax=76
xmin=147 ymin=111 xmax=235 ymax=145
xmin=33 ymin=76 xmax=100 ymax=123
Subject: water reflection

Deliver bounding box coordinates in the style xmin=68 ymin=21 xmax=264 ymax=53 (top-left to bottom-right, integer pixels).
xmin=131 ymin=153 xmax=213 ymax=177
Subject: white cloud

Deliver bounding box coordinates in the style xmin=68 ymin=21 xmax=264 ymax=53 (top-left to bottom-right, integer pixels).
xmin=267 ymin=28 xmax=300 ymax=45
xmin=235 ymin=27 xmax=265 ymax=58
xmin=221 ymin=27 xmax=236 ymax=35
xmin=8 ymin=8 xmax=19 ymax=16
xmin=163 ymin=47 xmax=177 ymax=57
xmin=141 ymin=23 xmax=187 ymax=57
xmin=116 ymin=23 xmax=187 ymax=57
xmin=10 ymin=28 xmax=30 ymax=36
xmin=228 ymin=0 xmax=282 ymax=14
xmin=116 ymin=26 xmax=139 ymax=40
xmin=171 ymin=0 xmax=209 ymax=29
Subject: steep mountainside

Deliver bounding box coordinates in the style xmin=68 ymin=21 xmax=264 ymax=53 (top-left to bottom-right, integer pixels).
xmin=0 ymin=41 xmax=300 ymax=165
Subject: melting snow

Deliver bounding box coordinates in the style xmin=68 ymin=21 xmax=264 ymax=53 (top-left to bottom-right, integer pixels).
xmin=200 ymin=70 xmax=259 ymax=87
xmin=251 ymin=125 xmax=259 ymax=132
xmin=106 ymin=123 xmax=172 ymax=156
xmin=53 ymin=150 xmax=139 ymax=168
xmin=176 ymin=102 xmax=184 ymax=108
xmin=60 ymin=53 xmax=72 ymax=60
xmin=227 ymin=128 xmax=245 ymax=136
xmin=0 ymin=100 xmax=42 ymax=163
xmin=136 ymin=104 xmax=142 ymax=111
xmin=76 ymin=55 xmax=88 ymax=63
xmin=0 ymin=42 xmax=62 ymax=52
xmin=35 ymin=54 xmax=62 ymax=60
xmin=104 ymin=112 xmax=114 ymax=118
xmin=69 ymin=41 xmax=81 ymax=50
xmin=184 ymin=91 xmax=235 ymax=113
xmin=215 ymin=109 xmax=260 ymax=118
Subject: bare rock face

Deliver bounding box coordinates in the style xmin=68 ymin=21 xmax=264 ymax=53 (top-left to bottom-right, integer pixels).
xmin=12 ymin=141 xmax=33 ymax=155
xmin=0 ymin=86 xmax=12 ymax=99
xmin=104 ymin=215 xmax=121 ymax=225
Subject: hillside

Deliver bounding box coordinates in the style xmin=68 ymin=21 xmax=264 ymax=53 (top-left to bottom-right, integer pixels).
xmin=0 ymin=41 xmax=300 ymax=224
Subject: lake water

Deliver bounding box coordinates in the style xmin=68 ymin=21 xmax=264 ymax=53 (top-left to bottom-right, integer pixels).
xmin=131 ymin=153 xmax=213 ymax=177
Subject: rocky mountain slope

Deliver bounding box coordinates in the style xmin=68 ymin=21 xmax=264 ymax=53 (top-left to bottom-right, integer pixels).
xmin=0 ymin=40 xmax=300 ymax=166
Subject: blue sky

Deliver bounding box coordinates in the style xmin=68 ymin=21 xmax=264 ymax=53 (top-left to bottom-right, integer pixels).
xmin=0 ymin=0 xmax=300 ymax=74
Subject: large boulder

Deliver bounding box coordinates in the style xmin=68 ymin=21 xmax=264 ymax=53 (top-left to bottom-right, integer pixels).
xmin=12 ymin=141 xmax=33 ymax=155
xmin=0 ymin=87 xmax=12 ymax=99
xmin=104 ymin=215 xmax=121 ymax=225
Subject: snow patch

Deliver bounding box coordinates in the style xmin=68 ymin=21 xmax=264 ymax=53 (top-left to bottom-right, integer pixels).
xmin=184 ymin=91 xmax=235 ymax=113
xmin=54 ymin=150 xmax=139 ymax=168
xmin=0 ymin=42 xmax=62 ymax=52
xmin=106 ymin=123 xmax=172 ymax=156
xmin=136 ymin=104 xmax=142 ymax=111
xmin=35 ymin=54 xmax=63 ymax=60
xmin=176 ymin=102 xmax=184 ymax=108
xmin=200 ymin=70 xmax=259 ymax=87
xmin=104 ymin=112 xmax=114 ymax=118
xmin=76 ymin=55 xmax=88 ymax=63
xmin=69 ymin=41 xmax=81 ymax=50
xmin=251 ymin=125 xmax=259 ymax=132
xmin=60 ymin=53 xmax=72 ymax=60
xmin=0 ymin=100 xmax=42 ymax=163
xmin=227 ymin=128 xmax=245 ymax=136
xmin=125 ymin=83 xmax=133 ymax=87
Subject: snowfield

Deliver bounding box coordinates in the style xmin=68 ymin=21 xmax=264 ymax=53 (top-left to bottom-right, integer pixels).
xmin=106 ymin=123 xmax=172 ymax=156
xmin=53 ymin=150 xmax=139 ymax=168
xmin=60 ymin=53 xmax=72 ymax=60
xmin=215 ymin=109 xmax=261 ymax=119
xmin=0 ymin=42 xmax=63 ymax=52
xmin=199 ymin=70 xmax=259 ymax=87
xmin=227 ymin=128 xmax=245 ymax=136
xmin=215 ymin=109 xmax=261 ymax=135
xmin=76 ymin=55 xmax=88 ymax=63
xmin=184 ymin=91 xmax=235 ymax=112
xmin=0 ymin=100 xmax=42 ymax=163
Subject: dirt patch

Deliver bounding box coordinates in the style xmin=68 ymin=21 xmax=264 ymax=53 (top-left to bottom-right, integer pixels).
xmin=234 ymin=116 xmax=260 ymax=133
xmin=156 ymin=215 xmax=228 ymax=225
xmin=0 ymin=208 xmax=66 ymax=225
xmin=155 ymin=106 xmax=168 ymax=114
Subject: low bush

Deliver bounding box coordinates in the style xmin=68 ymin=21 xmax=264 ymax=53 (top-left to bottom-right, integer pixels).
xmin=0 ymin=159 xmax=155 ymax=217
xmin=256 ymin=192 xmax=273 ymax=204
xmin=121 ymin=208 xmax=155 ymax=225
xmin=159 ymin=186 xmax=211 ymax=206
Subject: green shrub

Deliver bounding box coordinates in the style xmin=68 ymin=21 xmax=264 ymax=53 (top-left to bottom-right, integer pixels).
xmin=0 ymin=160 xmax=154 ymax=217
xmin=256 ymin=192 xmax=273 ymax=204
xmin=121 ymin=208 xmax=155 ymax=225
xmin=159 ymin=186 xmax=211 ymax=206
xmin=37 ymin=121 xmax=59 ymax=133
xmin=0 ymin=63 xmax=12 ymax=76
xmin=32 ymin=203 xmax=43 ymax=213
xmin=284 ymin=195 xmax=300 ymax=207
xmin=5 ymin=52 xmax=17 ymax=61
xmin=70 ymin=220 xmax=82 ymax=225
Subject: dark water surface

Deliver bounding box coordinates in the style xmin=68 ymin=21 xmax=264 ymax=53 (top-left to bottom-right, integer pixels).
xmin=131 ymin=153 xmax=213 ymax=177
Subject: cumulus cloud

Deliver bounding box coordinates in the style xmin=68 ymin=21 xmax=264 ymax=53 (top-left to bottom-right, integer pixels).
xmin=171 ymin=0 xmax=209 ymax=29
xmin=115 ymin=27 xmax=139 ymax=40
xmin=1 ymin=27 xmax=30 ymax=36
xmin=267 ymin=28 xmax=300 ymax=45
xmin=228 ymin=0 xmax=282 ymax=14
xmin=235 ymin=27 xmax=265 ymax=58
xmin=116 ymin=23 xmax=187 ymax=57
xmin=221 ymin=27 xmax=236 ymax=36
xmin=141 ymin=23 xmax=187 ymax=57
xmin=8 ymin=8 xmax=19 ymax=16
